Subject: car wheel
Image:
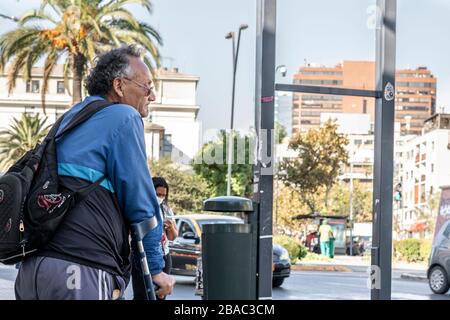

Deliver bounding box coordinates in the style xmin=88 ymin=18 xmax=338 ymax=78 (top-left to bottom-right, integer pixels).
xmin=429 ymin=266 xmax=450 ymax=294
xmin=272 ymin=278 xmax=284 ymax=288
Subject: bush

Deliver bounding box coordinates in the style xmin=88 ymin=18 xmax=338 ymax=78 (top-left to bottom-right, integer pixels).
xmin=298 ymin=244 xmax=309 ymax=260
xmin=302 ymin=252 xmax=331 ymax=262
xmin=273 ymin=235 xmax=305 ymax=263
xmin=394 ymin=239 xmax=432 ymax=263
xmin=420 ymin=240 xmax=432 ymax=262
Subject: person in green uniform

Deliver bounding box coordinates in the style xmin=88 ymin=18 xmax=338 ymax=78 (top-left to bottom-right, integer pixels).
xmin=318 ymin=219 xmax=334 ymax=258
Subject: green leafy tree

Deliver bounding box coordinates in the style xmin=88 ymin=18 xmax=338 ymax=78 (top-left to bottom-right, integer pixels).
xmin=0 ymin=113 xmax=50 ymax=171
xmin=149 ymin=158 xmax=211 ymax=214
xmin=273 ymin=183 xmax=309 ymax=233
xmin=326 ymin=181 xmax=373 ymax=222
xmin=0 ymin=0 xmax=162 ymax=112
xmin=193 ymin=130 xmax=254 ymax=197
xmin=279 ymin=120 xmax=349 ymax=214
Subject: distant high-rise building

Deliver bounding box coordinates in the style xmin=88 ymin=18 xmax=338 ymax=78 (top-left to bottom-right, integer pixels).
xmin=292 ymin=61 xmax=437 ymax=136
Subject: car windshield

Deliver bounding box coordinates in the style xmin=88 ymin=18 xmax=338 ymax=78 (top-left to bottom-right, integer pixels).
xmin=197 ymin=219 xmax=243 ymax=231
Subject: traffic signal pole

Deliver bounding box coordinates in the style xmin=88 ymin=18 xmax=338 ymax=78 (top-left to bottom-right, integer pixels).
xmin=371 ymin=0 xmax=397 ymax=300
xmin=257 ymin=0 xmax=396 ymax=300
xmin=252 ymin=0 xmax=277 ymax=300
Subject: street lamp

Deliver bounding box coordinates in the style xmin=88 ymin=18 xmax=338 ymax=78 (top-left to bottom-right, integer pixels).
xmin=225 ymin=24 xmax=248 ymax=196
xmin=0 ymin=13 xmax=18 ymax=22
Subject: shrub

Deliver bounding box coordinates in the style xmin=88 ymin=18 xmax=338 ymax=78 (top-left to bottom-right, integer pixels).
xmin=274 ymin=235 xmax=303 ymax=263
xmin=302 ymin=252 xmax=331 ymax=262
xmin=394 ymin=238 xmax=431 ymax=263
xmin=420 ymin=239 xmax=432 ymax=262
xmin=298 ymin=244 xmax=309 ymax=260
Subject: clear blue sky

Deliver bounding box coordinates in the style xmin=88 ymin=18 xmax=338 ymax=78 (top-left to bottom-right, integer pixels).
xmin=1 ymin=0 xmax=450 ymax=132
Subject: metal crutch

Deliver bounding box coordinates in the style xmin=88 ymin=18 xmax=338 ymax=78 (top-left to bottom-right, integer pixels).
xmin=131 ymin=217 xmax=158 ymax=301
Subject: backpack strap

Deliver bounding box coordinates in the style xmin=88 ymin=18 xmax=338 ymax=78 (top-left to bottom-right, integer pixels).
xmin=55 ymin=99 xmax=114 ymax=140
xmin=75 ymin=174 xmax=107 ymax=203
xmin=55 ymin=99 xmax=115 ymax=200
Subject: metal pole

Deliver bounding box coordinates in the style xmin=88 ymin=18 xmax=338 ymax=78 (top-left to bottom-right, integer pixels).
xmin=252 ymin=0 xmax=276 ymax=300
xmin=226 ymin=26 xmax=247 ymax=196
xmin=371 ymin=0 xmax=397 ymax=300
xmin=349 ymin=161 xmax=354 ymax=256
xmin=226 ymin=33 xmax=236 ymax=196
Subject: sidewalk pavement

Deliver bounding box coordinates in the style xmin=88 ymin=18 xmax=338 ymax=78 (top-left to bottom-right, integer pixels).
xmin=294 ymin=255 xmax=428 ymax=281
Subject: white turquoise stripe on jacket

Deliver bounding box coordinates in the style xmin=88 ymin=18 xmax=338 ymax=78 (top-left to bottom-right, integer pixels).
xmin=58 ymin=163 xmax=115 ymax=193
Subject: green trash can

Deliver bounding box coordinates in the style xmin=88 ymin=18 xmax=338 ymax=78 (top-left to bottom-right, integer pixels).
xmin=202 ymin=223 xmax=256 ymax=300
xmin=329 ymin=238 xmax=335 ymax=258
xmin=201 ymin=196 xmax=256 ymax=300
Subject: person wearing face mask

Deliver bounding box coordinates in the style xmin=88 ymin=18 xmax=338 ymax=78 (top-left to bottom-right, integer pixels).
xmin=131 ymin=176 xmax=178 ymax=300
xmin=152 ymin=177 xmax=178 ymax=275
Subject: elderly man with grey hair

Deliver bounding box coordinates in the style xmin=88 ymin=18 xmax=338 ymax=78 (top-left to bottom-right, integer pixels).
xmin=15 ymin=45 xmax=175 ymax=300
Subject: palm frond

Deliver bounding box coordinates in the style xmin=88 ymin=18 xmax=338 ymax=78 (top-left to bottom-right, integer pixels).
xmin=0 ymin=0 xmax=162 ymax=106
xmin=19 ymin=9 xmax=58 ymax=26
xmin=0 ymin=113 xmax=50 ymax=171
xmin=99 ymin=0 xmax=153 ymax=16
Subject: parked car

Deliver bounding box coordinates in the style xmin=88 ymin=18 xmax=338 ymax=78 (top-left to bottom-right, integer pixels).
xmin=169 ymin=214 xmax=291 ymax=288
xmin=427 ymin=220 xmax=450 ymax=294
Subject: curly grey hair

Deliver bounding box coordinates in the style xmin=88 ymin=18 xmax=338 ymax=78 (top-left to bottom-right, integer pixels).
xmin=85 ymin=45 xmax=145 ymax=96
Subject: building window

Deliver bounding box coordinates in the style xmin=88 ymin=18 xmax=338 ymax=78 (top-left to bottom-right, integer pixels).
xmin=24 ymin=106 xmax=36 ymax=115
xmin=163 ymin=134 xmax=172 ymax=157
xmin=26 ymin=80 xmax=40 ymax=93
xmin=57 ymin=81 xmax=65 ymax=94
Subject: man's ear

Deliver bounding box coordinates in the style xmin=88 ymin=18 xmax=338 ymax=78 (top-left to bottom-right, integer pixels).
xmin=112 ymin=78 xmax=124 ymax=98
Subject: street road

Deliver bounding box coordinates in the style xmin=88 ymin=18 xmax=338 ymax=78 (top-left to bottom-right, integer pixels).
xmin=2 ymin=265 xmax=449 ymax=300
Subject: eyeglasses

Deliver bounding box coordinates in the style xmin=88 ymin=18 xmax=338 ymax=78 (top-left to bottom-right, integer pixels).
xmin=122 ymin=77 xmax=154 ymax=96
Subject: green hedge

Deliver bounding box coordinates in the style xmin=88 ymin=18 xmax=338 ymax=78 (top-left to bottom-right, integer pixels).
xmin=393 ymin=239 xmax=432 ymax=263
xmin=273 ymin=235 xmax=307 ymax=263
xmin=420 ymin=240 xmax=432 ymax=262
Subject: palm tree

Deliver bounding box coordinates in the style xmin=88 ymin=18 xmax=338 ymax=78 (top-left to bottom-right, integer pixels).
xmin=0 ymin=113 xmax=50 ymax=171
xmin=0 ymin=0 xmax=162 ymax=113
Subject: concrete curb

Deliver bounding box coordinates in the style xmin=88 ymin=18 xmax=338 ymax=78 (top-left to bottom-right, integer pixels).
xmin=292 ymin=264 xmax=353 ymax=272
xmin=400 ymin=273 xmax=427 ymax=282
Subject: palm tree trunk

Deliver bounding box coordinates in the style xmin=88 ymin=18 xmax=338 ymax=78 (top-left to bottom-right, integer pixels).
xmin=72 ymin=53 xmax=86 ymax=104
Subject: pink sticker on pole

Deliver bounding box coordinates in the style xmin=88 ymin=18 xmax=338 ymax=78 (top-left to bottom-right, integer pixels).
xmin=261 ymin=96 xmax=274 ymax=103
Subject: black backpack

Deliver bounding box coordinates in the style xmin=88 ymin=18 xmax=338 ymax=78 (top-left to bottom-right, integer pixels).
xmin=0 ymin=100 xmax=113 ymax=264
